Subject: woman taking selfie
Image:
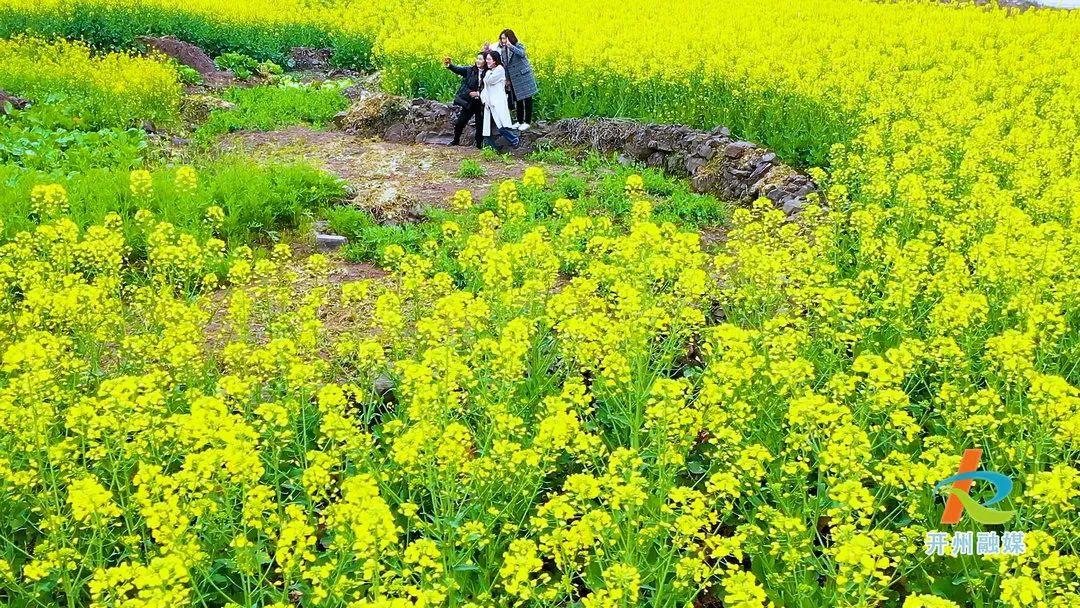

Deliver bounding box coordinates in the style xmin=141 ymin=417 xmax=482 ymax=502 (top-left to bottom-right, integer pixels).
xmin=479 ymin=52 xmax=520 ymax=149
xmin=498 ymin=28 xmax=537 ymax=131
xmin=443 ymin=53 xmax=486 ymax=148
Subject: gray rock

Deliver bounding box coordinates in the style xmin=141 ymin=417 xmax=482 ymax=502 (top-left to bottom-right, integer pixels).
xmin=288 ymin=47 xmax=332 ymax=71
xmin=0 ymin=90 xmax=30 ymax=113
xmin=404 ymin=205 xmax=428 ymax=223
xmin=686 ymin=157 xmax=707 ymax=175
xmin=782 ymin=198 xmax=806 ymax=215
xmin=315 ymin=234 xmax=348 ymax=251
xmin=695 ymin=143 xmax=717 ymax=161
xmin=416 ymin=130 xmax=454 ymax=145
xmin=748 ymin=162 xmax=772 ymax=183
xmin=373 ymin=374 xmax=396 ymax=404
xmin=623 ymin=140 xmax=651 ymax=160
xmin=724 ymin=141 xmax=756 ymax=158
xmin=342 ymin=85 xmax=368 ymax=101
xmin=384 ymin=123 xmax=409 ymax=143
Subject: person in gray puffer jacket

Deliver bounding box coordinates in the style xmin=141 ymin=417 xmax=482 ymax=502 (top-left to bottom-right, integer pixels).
xmin=497 ymin=29 xmax=538 ymax=131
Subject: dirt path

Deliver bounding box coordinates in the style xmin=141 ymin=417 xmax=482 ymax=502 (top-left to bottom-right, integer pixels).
xmin=222 ymin=126 xmax=556 ymax=222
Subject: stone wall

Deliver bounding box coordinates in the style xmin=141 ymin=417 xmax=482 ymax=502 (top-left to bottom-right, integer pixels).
xmin=334 ymin=90 xmax=821 ymax=214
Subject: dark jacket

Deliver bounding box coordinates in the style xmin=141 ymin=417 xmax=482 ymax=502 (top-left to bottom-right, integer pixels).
xmin=447 ymin=63 xmax=483 ymax=107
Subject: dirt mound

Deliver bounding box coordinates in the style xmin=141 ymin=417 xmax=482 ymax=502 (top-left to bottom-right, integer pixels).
xmin=0 ymin=90 xmax=30 ymax=114
xmin=138 ymin=36 xmax=233 ymax=84
xmin=333 ymin=90 xmax=415 ymax=136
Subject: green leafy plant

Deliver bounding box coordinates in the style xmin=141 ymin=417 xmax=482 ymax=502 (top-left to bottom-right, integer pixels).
xmin=171 ymin=61 xmax=203 ymax=86
xmin=324 ymin=206 xmax=376 ymax=238
xmin=554 ymin=172 xmax=587 ymax=199
xmin=525 ymin=144 xmax=573 ymax=165
xmin=214 ymin=52 xmax=260 ymax=79
xmin=456 ymin=158 xmax=486 ymax=178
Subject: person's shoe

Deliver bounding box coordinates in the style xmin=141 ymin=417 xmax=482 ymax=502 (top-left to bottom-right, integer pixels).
xmin=519 ymin=123 xmax=530 ymax=132
xmin=511 ymin=122 xmax=521 ymax=130
xmin=510 ymin=137 xmax=521 ymax=149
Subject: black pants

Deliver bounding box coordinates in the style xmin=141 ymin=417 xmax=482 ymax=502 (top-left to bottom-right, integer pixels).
xmin=453 ymin=100 xmax=484 ymax=147
xmin=515 ymin=97 xmax=534 ymax=124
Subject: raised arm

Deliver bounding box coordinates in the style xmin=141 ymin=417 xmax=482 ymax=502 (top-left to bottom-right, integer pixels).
xmin=446 ymin=63 xmax=468 ymax=76
xmin=507 ymin=42 xmax=527 ymax=58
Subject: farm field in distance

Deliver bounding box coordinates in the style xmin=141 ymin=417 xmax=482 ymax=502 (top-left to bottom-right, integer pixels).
xmin=0 ymin=1 xmax=1079 ymax=607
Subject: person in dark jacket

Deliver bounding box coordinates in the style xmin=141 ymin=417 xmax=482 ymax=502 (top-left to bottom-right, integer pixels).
xmin=498 ymin=29 xmax=538 ymax=131
xmin=443 ymin=53 xmax=486 ymax=148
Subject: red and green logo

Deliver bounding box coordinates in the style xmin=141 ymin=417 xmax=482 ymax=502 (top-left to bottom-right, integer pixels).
xmin=934 ymin=449 xmax=1016 ymax=526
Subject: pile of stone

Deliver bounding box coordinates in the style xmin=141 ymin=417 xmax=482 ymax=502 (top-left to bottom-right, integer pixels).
xmin=545 ymin=119 xmax=818 ymax=214
xmin=333 ymin=91 xmax=822 ymax=214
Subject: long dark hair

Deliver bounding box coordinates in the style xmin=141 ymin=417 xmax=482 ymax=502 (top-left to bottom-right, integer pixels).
xmin=500 ymin=29 xmax=518 ymax=45
xmin=485 ymin=51 xmax=503 ymax=68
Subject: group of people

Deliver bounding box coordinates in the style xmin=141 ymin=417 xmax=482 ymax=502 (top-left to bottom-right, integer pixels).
xmin=442 ymin=28 xmax=538 ymax=150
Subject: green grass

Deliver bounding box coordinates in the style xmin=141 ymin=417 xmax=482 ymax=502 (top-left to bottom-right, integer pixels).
xmin=526 ymin=144 xmax=573 ymax=165
xmin=194 ymin=83 xmax=352 ymax=145
xmin=480 ymin=147 xmax=512 ymax=163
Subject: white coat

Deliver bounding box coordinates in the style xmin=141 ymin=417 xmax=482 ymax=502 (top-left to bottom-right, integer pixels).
xmin=480 ymin=65 xmax=514 ymax=136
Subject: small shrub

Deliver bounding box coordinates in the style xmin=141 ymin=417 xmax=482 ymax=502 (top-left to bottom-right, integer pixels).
xmin=555 ymin=173 xmax=587 ymax=199
xmin=480 ymin=147 xmax=511 ymax=163
xmin=457 ymin=158 xmax=486 ymax=178
xmin=656 ymin=191 xmax=729 ymax=227
xmin=324 ymin=206 xmax=376 ymax=239
xmin=526 ymin=144 xmax=573 ymax=165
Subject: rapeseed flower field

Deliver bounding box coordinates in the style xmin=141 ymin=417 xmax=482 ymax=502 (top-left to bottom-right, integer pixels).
xmin=0 ymin=1 xmax=1078 ymax=607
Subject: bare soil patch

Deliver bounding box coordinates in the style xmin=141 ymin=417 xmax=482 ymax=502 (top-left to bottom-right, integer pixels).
xmin=221 ymin=126 xmax=554 ymax=221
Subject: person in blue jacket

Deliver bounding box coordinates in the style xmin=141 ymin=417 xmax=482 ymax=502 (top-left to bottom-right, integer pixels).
xmin=443 ymin=53 xmax=486 ymax=148
xmin=498 ymin=29 xmax=538 ymax=131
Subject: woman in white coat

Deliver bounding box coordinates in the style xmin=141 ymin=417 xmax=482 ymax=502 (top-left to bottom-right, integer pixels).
xmin=479 ymin=52 xmax=520 ymax=149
